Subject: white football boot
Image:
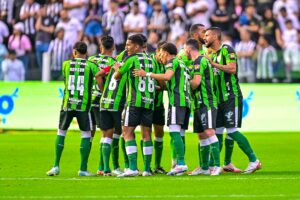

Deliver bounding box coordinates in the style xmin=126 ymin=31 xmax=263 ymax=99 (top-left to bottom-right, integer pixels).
xmin=243 ymin=160 xmax=262 ymax=174
xmin=46 ymin=166 xmax=59 ymax=176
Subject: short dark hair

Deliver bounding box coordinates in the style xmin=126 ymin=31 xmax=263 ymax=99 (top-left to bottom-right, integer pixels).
xmin=73 ymin=41 xmax=87 ymax=54
xmin=285 ymin=19 xmax=292 ymax=24
xmin=128 ymin=34 xmax=144 ymax=47
xmin=8 ymin=49 xmax=16 ymax=55
xmin=157 ymin=41 xmax=167 ymax=50
xmin=100 ymin=35 xmax=114 ymax=50
xmin=137 ymin=34 xmax=147 ymax=46
xmin=161 ymin=43 xmax=177 ymax=55
xmin=279 ymin=7 xmax=287 ymax=13
xmin=260 ymin=34 xmax=270 ymax=44
xmin=189 ymin=24 xmax=205 ymax=35
xmin=110 ymin=0 xmax=118 ymax=4
xmin=206 ymin=27 xmax=222 ymax=40
xmin=186 ymin=38 xmax=200 ymax=51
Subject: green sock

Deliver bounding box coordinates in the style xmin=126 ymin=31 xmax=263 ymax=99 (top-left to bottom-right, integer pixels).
xmin=224 ymin=136 xmax=234 ymax=165
xmin=170 ymin=132 xmax=185 ymax=165
xmin=120 ymin=136 xmax=129 ymax=168
xmin=125 ymin=140 xmax=137 ymax=171
xmin=111 ymin=134 xmax=120 ymax=169
xmin=200 ymin=139 xmax=210 ymax=170
xmin=98 ymin=138 xmax=104 ymax=171
xmin=170 ymin=137 xmax=176 ymax=165
xmin=230 ymin=131 xmax=257 ymax=162
xmin=180 ymin=130 xmax=185 ymax=155
xmin=88 ymin=137 xmax=93 ymax=155
xmin=140 ymin=139 xmax=144 ymax=161
xmin=102 ymin=138 xmax=112 ymax=173
xmin=154 ymin=138 xmax=163 ymax=169
xmin=209 ymin=136 xmax=220 ymax=167
xmin=143 ymin=140 xmax=153 ymax=172
xmin=54 ymin=135 xmax=65 ymax=167
xmin=197 ymin=141 xmax=201 ymax=167
xmin=216 ymin=134 xmax=223 ymax=151
xmin=80 ymin=137 xmax=91 ymax=171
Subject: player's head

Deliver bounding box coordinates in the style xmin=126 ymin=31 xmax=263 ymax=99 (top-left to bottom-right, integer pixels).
xmin=205 ymin=27 xmax=222 ymax=48
xmin=160 ymin=42 xmax=177 ymax=64
xmin=126 ymin=34 xmax=144 ymax=55
xmin=189 ymin=24 xmax=206 ymax=44
xmin=155 ymin=41 xmax=166 ymax=63
xmin=184 ymin=38 xmax=200 ymax=59
xmin=99 ymin=35 xmax=115 ymax=53
xmin=73 ymin=41 xmax=87 ymax=58
xmin=137 ymin=34 xmax=148 ymax=52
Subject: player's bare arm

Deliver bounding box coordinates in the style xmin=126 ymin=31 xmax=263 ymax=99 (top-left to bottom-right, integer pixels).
xmin=190 ymin=74 xmax=201 ymax=90
xmin=205 ymin=55 xmax=237 ymax=74
xmin=133 ymin=69 xmax=174 ymax=81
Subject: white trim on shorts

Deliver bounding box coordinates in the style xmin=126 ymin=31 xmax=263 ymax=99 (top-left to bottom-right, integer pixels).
xmin=124 ymin=107 xmax=130 ymax=126
xmin=207 ymin=109 xmax=212 ymax=128
xmin=171 ymin=106 xmax=176 ymax=124
xmin=88 ymin=112 xmax=93 ymax=131
xmin=235 ymin=106 xmax=238 ymax=127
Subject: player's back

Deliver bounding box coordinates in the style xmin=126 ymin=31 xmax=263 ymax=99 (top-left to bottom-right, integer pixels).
xmin=125 ymin=53 xmax=156 ymax=109
xmin=62 ymin=58 xmax=99 ymax=111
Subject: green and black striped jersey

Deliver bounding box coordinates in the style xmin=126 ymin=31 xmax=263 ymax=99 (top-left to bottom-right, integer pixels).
xmin=62 ymin=58 xmax=99 ymax=111
xmin=88 ymin=54 xmax=116 ymax=107
xmin=151 ymin=54 xmax=165 ymax=108
xmin=192 ymin=56 xmax=217 ymax=109
xmin=100 ymin=63 xmax=127 ymax=111
xmin=116 ymin=50 xmax=128 ymax=62
xmin=118 ymin=53 xmax=156 ymax=109
xmin=211 ymin=44 xmax=243 ymax=104
xmin=165 ymin=57 xmax=190 ymax=107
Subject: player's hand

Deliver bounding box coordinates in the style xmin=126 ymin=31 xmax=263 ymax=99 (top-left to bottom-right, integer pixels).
xmin=133 ymin=69 xmax=146 ymax=77
xmin=205 ymin=55 xmax=213 ymax=65
xmin=113 ymin=63 xmax=121 ymax=72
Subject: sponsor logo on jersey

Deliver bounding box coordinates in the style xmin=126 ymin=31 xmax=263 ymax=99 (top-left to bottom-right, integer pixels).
xmin=0 ymin=88 xmax=19 ymax=124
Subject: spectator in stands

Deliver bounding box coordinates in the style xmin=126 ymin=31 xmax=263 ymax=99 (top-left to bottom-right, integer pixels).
xmin=295 ymin=30 xmax=300 ymax=72
xmin=277 ymin=7 xmax=300 ymax=32
xmin=129 ymin=0 xmax=148 ymax=14
xmin=1 ymin=49 xmax=25 ymax=82
xmin=82 ymin=35 xmax=98 ymax=56
xmin=235 ymin=28 xmax=256 ymax=83
xmin=84 ymin=0 xmax=102 ymax=41
xmin=56 ymin=9 xmax=83 ymax=45
xmin=210 ymin=0 xmax=233 ymax=34
xmin=102 ymin=0 xmax=125 ymax=53
xmin=147 ymin=31 xmax=159 ymax=53
xmin=0 ymin=40 xmax=7 ymax=80
xmin=123 ymin=2 xmax=147 ymax=37
xmin=222 ymin=32 xmax=233 ymax=46
xmin=148 ymin=1 xmax=168 ymax=41
xmin=63 ymin=0 xmax=88 ymax=23
xmin=35 ymin=6 xmax=55 ymax=69
xmin=186 ymin=0 xmax=210 ymax=27
xmin=46 ymin=0 xmax=63 ymax=25
xmin=0 ymin=0 xmax=14 ymax=25
xmin=8 ymin=22 xmax=32 ymax=77
xmin=47 ymin=27 xmax=72 ymax=80
xmin=239 ymin=3 xmax=260 ymax=42
xmin=273 ymin=0 xmax=298 ymax=17
xmin=259 ymin=7 xmax=282 ymax=47
xmin=168 ymin=7 xmax=186 ymax=43
xmin=20 ymin=0 xmax=40 ymax=46
xmin=282 ymin=19 xmax=298 ymax=82
xmin=0 ymin=19 xmax=9 ymax=43
xmin=256 ymin=34 xmax=278 ymax=83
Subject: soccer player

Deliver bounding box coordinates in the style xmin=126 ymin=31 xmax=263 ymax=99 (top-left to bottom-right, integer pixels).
xmin=204 ymin=27 xmax=261 ymax=173
xmin=184 ymin=39 xmax=221 ymax=176
xmin=114 ymin=34 xmax=156 ymax=177
xmin=151 ymin=41 xmax=167 ymax=174
xmin=88 ymin=36 xmax=123 ymax=176
xmin=46 ymin=42 xmax=101 ymax=176
xmin=134 ymin=43 xmax=190 ymax=175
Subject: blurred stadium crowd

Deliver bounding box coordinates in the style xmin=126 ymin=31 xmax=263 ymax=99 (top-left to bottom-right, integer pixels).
xmin=0 ymin=0 xmax=299 ymax=82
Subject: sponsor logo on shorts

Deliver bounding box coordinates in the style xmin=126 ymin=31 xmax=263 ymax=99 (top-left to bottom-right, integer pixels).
xmin=0 ymin=88 xmax=19 ymax=124
xmin=225 ymin=111 xmax=233 ymax=121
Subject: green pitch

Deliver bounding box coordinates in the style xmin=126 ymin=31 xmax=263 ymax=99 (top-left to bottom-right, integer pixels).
xmin=0 ymin=131 xmax=300 ymax=200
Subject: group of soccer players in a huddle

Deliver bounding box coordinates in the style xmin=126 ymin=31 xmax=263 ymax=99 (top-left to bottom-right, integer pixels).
xmin=47 ymin=24 xmax=262 ymax=177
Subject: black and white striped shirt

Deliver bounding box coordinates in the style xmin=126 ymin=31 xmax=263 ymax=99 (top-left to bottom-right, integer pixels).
xmin=46 ymin=2 xmax=62 ymax=24
xmin=48 ymin=38 xmax=72 ymax=71
xmin=0 ymin=0 xmax=13 ymax=23
xmin=20 ymin=2 xmax=40 ymax=35
xmin=235 ymin=40 xmax=256 ymax=77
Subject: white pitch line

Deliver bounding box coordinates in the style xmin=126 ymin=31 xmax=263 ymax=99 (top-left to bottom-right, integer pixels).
xmin=0 ymin=195 xmax=300 ymax=199
xmin=0 ymin=177 xmax=300 ymax=181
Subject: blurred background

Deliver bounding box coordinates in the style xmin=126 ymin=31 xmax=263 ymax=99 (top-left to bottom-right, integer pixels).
xmin=0 ymin=0 xmax=299 ymax=83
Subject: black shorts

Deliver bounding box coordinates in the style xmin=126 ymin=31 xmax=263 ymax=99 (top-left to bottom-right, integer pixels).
xmin=153 ymin=106 xmax=165 ymax=126
xmin=99 ymin=110 xmax=122 ymax=134
xmin=59 ymin=110 xmax=93 ymax=131
xmin=193 ymin=106 xmax=217 ymax=133
xmin=167 ymin=106 xmax=190 ymax=130
xmin=91 ymin=106 xmax=101 ymax=128
xmin=123 ymin=106 xmax=153 ymax=128
xmin=216 ymin=97 xmax=243 ymax=128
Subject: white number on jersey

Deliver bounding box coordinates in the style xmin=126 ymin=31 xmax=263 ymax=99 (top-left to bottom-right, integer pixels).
xmin=68 ymin=75 xmax=85 ymax=96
